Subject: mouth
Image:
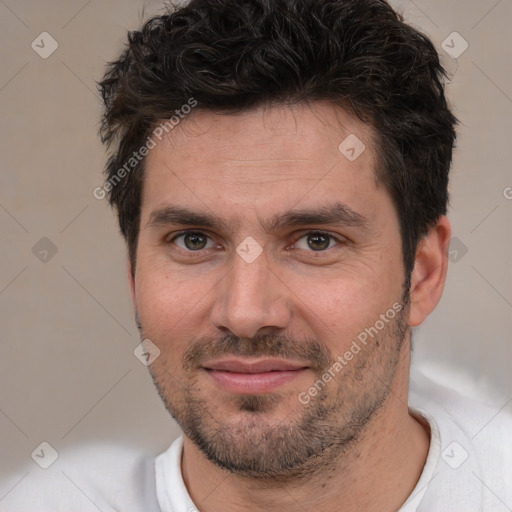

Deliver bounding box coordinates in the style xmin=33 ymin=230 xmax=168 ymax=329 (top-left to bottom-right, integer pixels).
xmin=202 ymin=358 xmax=309 ymax=394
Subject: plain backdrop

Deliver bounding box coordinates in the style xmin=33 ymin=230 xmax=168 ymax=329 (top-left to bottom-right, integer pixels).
xmin=1 ymin=0 xmax=511 ymax=485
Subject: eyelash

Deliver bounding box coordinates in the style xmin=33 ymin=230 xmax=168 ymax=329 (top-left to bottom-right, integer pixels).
xmin=167 ymin=230 xmax=344 ymax=255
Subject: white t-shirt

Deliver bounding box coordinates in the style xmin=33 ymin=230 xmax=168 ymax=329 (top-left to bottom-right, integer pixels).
xmin=1 ymin=372 xmax=511 ymax=511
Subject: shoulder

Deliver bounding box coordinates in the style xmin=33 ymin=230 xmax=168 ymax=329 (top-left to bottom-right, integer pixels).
xmin=409 ymin=371 xmax=512 ymax=511
xmin=0 ymin=443 xmax=160 ymax=512
xmin=410 ymin=370 xmax=512 ymax=444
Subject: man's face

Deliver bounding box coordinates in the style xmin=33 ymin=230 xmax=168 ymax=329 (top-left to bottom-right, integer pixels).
xmin=133 ymin=103 xmax=409 ymax=479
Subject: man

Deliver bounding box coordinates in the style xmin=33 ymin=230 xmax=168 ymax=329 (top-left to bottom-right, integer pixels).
xmin=3 ymin=0 xmax=511 ymax=510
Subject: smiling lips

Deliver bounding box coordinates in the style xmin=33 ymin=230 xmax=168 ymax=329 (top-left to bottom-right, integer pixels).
xmin=203 ymin=358 xmax=309 ymax=393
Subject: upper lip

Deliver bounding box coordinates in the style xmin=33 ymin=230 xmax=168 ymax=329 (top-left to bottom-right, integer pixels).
xmin=203 ymin=358 xmax=308 ymax=373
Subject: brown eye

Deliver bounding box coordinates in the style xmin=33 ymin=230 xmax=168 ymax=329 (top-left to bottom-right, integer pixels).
xmin=184 ymin=233 xmax=207 ymax=250
xmin=294 ymin=231 xmax=340 ymax=252
xmin=172 ymin=231 xmax=213 ymax=251
xmin=307 ymin=233 xmax=330 ymax=251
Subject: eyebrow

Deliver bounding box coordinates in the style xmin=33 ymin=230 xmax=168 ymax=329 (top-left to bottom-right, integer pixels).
xmin=262 ymin=202 xmax=369 ymax=232
xmin=145 ymin=202 xmax=369 ymax=233
xmin=146 ymin=206 xmax=233 ymax=232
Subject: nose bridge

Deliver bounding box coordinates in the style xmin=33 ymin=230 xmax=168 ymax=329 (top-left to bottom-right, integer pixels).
xmin=225 ymin=252 xmax=272 ymax=314
xmin=211 ymin=250 xmax=290 ymax=338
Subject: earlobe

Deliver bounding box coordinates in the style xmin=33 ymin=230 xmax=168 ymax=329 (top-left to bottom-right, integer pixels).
xmin=408 ymin=216 xmax=451 ymax=327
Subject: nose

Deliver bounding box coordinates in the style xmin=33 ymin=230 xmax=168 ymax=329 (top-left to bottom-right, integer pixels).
xmin=210 ymin=250 xmax=291 ymax=339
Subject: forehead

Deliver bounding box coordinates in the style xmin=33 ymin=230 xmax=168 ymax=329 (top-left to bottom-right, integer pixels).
xmin=141 ymin=102 xmax=384 ymax=223
xmin=149 ymin=102 xmax=375 ymax=164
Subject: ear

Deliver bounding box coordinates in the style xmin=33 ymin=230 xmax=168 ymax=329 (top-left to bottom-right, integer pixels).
xmin=127 ymin=257 xmax=136 ymax=313
xmin=408 ymin=216 xmax=451 ymax=327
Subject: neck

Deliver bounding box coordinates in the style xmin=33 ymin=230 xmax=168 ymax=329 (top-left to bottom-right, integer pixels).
xmin=181 ymin=346 xmax=430 ymax=512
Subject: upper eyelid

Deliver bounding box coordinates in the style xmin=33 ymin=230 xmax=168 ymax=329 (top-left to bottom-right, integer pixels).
xmin=167 ymin=230 xmax=211 ymax=240
xmin=295 ymin=230 xmax=343 ymax=240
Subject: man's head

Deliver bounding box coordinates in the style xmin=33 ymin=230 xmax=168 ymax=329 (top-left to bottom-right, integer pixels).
xmin=98 ymin=0 xmax=455 ymax=480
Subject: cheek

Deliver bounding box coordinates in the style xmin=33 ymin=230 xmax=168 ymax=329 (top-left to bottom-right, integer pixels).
xmin=134 ymin=263 xmax=209 ymax=356
xmin=296 ymin=265 xmax=402 ymax=352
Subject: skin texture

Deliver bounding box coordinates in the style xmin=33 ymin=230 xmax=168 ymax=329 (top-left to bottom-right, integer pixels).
xmin=128 ymin=102 xmax=451 ymax=512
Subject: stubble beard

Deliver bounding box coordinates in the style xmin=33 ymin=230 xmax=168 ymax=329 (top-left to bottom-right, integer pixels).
xmin=143 ymin=303 xmax=409 ymax=482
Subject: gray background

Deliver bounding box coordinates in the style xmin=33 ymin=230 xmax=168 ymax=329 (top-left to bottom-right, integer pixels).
xmin=1 ymin=0 xmax=511 ymax=489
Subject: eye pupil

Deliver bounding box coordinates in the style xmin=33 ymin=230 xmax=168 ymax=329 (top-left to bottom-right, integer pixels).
xmin=307 ymin=233 xmax=330 ymax=251
xmin=184 ymin=232 xmax=207 ymax=250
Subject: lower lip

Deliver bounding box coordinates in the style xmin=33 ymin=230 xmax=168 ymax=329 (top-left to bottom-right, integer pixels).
xmin=205 ymin=369 xmax=308 ymax=394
